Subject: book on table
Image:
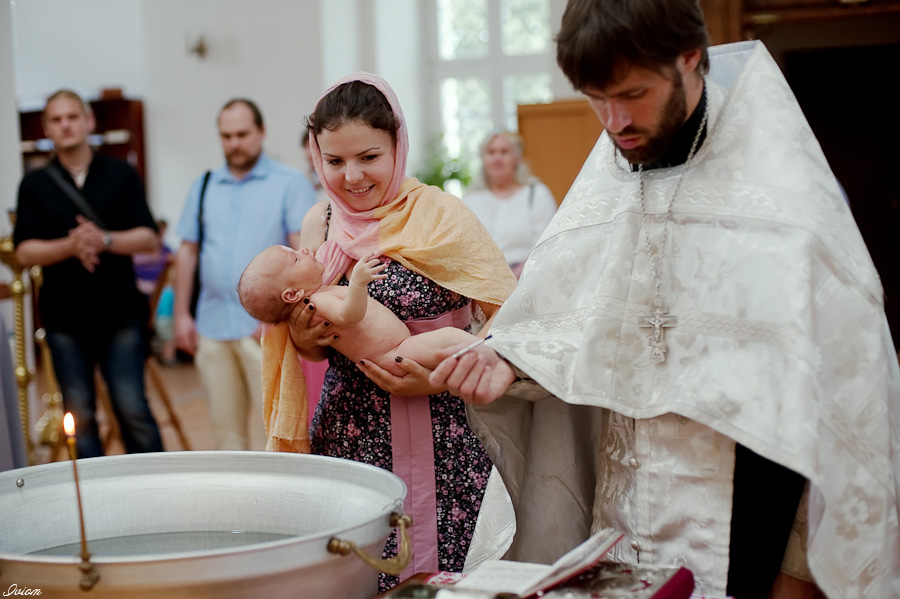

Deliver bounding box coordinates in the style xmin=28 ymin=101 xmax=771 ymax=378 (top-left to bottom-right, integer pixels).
xmin=380 ymin=528 xmax=696 ymax=599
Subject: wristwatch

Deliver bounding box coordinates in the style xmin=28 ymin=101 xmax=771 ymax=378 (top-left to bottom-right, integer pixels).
xmin=102 ymin=232 xmax=113 ymax=249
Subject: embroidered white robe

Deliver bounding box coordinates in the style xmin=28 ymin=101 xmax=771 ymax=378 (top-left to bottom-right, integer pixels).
xmin=468 ymin=41 xmax=900 ymax=599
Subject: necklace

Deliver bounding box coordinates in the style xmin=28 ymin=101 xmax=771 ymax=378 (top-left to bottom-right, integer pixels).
xmin=637 ymin=84 xmax=709 ymax=364
xmin=64 ymin=161 xmax=91 ymax=189
xmin=70 ymin=168 xmax=88 ymax=189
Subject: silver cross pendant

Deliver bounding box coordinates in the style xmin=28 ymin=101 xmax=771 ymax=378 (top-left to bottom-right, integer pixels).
xmin=639 ymin=297 xmax=677 ymax=363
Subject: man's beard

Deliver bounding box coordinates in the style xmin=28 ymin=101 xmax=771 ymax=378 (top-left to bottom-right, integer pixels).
xmin=226 ymin=149 xmax=261 ymax=172
xmin=615 ymin=72 xmax=687 ymax=165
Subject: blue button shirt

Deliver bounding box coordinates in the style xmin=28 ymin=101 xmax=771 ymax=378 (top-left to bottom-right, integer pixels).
xmin=176 ymin=153 xmax=315 ymax=339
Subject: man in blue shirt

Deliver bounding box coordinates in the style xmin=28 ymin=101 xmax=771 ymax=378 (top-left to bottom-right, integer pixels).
xmin=174 ymin=98 xmax=315 ymax=450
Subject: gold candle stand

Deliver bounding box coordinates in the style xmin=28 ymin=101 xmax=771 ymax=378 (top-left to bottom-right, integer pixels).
xmin=0 ymin=210 xmax=36 ymax=465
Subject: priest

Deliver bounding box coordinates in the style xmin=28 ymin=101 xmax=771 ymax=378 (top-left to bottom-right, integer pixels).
xmin=431 ymin=1 xmax=900 ymax=597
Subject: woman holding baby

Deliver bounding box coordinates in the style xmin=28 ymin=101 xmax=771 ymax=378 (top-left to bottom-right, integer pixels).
xmin=281 ymin=73 xmax=515 ymax=591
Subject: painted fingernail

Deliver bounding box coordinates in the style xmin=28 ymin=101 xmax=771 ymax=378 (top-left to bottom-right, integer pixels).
xmin=308 ymin=304 xmax=314 ymax=310
xmin=394 ymin=356 xmax=403 ymax=363
xmin=323 ymin=322 xmax=331 ymax=327
xmin=359 ymin=360 xmax=366 ymax=366
xmin=303 ymin=298 xmax=310 ymax=304
xmin=333 ymin=335 xmax=339 ymax=340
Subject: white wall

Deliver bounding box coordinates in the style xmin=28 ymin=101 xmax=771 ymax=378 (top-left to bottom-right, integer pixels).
xmin=0 ymin=0 xmax=22 ymax=238
xmin=319 ymin=0 xmax=426 ymax=173
xmin=321 ymin=0 xmax=370 ymax=82
xmin=140 ymin=0 xmax=322 ymax=234
xmin=12 ymin=0 xmax=147 ymax=108
xmin=549 ymin=0 xmax=578 ymax=100
xmin=374 ymin=0 xmax=425 ymax=173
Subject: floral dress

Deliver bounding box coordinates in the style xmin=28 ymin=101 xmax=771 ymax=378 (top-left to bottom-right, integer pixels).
xmin=310 ymin=257 xmax=492 ymax=591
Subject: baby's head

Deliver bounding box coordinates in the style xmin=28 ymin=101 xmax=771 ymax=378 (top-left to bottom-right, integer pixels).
xmin=238 ymin=245 xmax=324 ymax=323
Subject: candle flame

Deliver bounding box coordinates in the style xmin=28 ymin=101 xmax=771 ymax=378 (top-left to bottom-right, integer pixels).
xmin=64 ymin=412 xmax=75 ymax=436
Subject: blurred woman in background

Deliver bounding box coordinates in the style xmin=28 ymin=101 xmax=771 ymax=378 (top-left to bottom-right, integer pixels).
xmin=464 ymin=130 xmax=557 ymax=278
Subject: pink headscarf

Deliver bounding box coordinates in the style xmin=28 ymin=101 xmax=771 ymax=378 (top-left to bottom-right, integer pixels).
xmin=308 ymin=72 xmax=410 ymax=284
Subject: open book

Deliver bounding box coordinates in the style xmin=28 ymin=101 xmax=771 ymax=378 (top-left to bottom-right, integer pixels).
xmin=453 ymin=528 xmax=624 ymax=597
xmin=381 ymin=529 xmax=695 ymax=599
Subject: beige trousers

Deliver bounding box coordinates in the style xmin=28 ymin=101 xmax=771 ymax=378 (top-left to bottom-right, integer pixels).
xmin=195 ymin=335 xmax=264 ymax=450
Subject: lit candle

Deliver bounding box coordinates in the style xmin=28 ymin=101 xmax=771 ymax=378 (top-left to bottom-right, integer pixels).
xmin=63 ymin=412 xmax=90 ymax=562
xmin=63 ymin=414 xmax=99 ymax=589
xmin=63 ymin=412 xmax=77 ymax=459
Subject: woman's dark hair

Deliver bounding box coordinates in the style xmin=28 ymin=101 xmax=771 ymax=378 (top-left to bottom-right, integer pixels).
xmin=556 ymin=0 xmax=710 ymax=91
xmin=306 ymin=81 xmax=398 ymax=145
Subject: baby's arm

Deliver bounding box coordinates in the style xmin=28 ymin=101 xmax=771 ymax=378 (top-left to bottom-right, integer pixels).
xmin=394 ymin=327 xmax=479 ymax=370
xmin=340 ymin=254 xmax=387 ymax=325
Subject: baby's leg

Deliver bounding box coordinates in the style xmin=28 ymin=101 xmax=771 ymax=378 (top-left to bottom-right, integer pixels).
xmin=393 ymin=327 xmax=479 ymax=371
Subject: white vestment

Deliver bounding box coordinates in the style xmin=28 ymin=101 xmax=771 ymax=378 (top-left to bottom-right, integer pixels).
xmin=467 ymin=41 xmax=900 ymax=599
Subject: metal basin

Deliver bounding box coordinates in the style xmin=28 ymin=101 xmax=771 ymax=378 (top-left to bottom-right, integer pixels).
xmin=0 ymin=451 xmax=406 ymax=598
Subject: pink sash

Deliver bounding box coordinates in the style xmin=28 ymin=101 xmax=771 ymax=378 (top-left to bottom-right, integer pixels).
xmin=391 ymin=303 xmax=473 ymax=580
xmin=300 ymin=358 xmax=328 ymax=427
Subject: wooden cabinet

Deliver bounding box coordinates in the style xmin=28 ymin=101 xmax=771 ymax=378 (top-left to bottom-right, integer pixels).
xmin=19 ymin=91 xmax=146 ymax=180
xmin=517 ymin=99 xmax=604 ymax=205
xmin=746 ymin=0 xmax=897 ymax=8
xmin=701 ymin=0 xmax=900 ymax=43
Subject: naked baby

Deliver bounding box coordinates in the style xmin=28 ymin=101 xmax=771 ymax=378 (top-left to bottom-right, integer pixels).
xmin=238 ymin=245 xmax=480 ymax=377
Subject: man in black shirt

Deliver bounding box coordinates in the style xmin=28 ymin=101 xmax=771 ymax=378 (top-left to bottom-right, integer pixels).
xmin=14 ymin=89 xmax=164 ymax=458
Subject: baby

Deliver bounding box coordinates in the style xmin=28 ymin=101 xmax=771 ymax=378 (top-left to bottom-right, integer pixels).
xmin=238 ymin=245 xmax=480 ymax=377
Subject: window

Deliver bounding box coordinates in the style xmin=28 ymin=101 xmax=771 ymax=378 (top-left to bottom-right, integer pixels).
xmin=424 ymin=0 xmax=554 ymax=190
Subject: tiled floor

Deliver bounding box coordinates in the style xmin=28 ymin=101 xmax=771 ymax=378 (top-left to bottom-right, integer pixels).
xmin=138 ymin=358 xmax=268 ymax=454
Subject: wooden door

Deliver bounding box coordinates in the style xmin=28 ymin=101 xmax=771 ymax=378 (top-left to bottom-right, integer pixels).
xmin=517 ymin=99 xmax=604 ymax=205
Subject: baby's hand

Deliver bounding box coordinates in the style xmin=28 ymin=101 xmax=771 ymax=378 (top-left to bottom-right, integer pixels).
xmin=350 ymin=253 xmax=388 ymax=287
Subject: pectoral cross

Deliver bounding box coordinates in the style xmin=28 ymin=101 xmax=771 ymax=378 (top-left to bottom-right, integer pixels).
xmin=639 ymin=297 xmax=677 ymax=363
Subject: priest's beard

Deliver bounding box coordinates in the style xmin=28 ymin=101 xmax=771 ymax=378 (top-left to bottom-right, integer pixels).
xmin=616 ymin=72 xmax=687 ymax=165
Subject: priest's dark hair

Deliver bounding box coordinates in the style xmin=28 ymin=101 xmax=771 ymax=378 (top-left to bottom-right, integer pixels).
xmin=556 ymin=0 xmax=710 ymax=92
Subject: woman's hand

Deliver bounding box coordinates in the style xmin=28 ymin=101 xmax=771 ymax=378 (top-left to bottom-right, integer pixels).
xmin=358 ymin=357 xmax=445 ymax=397
xmin=288 ymin=300 xmax=338 ymax=360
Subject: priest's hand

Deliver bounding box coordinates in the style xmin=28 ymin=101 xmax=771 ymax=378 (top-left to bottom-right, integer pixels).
xmin=358 ymin=357 xmax=444 ymax=397
xmin=430 ymin=345 xmax=515 ymax=405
